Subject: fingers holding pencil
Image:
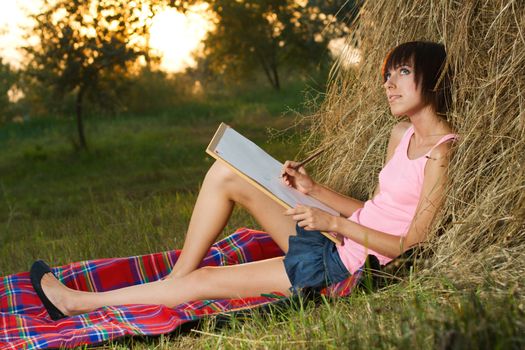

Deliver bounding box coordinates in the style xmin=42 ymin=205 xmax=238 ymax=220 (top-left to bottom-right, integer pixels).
xmin=281 ymin=161 xmax=299 ymax=186
xmin=281 ymin=160 xmax=315 ymax=194
xmin=281 ymin=160 xmax=300 ymax=176
xmin=281 ymin=148 xmax=325 ymax=178
xmin=281 ymin=147 xmax=325 ymax=175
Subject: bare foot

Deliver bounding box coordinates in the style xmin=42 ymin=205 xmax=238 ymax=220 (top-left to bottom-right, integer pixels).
xmin=40 ymin=272 xmax=74 ymax=316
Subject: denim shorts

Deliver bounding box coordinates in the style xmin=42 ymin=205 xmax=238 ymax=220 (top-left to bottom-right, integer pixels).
xmin=283 ymin=224 xmax=350 ymax=293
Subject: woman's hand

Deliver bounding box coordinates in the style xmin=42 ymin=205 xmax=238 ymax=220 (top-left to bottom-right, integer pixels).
xmin=281 ymin=161 xmax=316 ymax=194
xmin=285 ymin=205 xmax=338 ymax=232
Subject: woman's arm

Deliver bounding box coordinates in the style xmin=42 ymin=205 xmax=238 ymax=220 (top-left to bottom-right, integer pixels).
xmin=307 ymin=183 xmax=365 ymax=218
xmin=286 ymin=140 xmax=453 ymax=258
xmin=283 ymin=122 xmax=409 ymax=217
xmin=281 ymin=161 xmax=364 ymax=218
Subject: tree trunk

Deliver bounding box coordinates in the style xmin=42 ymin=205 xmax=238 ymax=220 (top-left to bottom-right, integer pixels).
xmin=261 ymin=64 xmax=276 ymax=89
xmin=76 ymin=88 xmax=88 ymax=150
xmin=270 ymin=62 xmax=280 ymax=90
xmin=257 ymin=52 xmax=279 ymax=90
xmin=268 ymin=43 xmax=280 ymax=90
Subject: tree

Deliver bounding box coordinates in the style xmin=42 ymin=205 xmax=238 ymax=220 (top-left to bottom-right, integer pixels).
xmin=0 ymin=59 xmax=17 ymax=124
xmin=24 ymin=0 xmax=159 ymax=150
xmin=200 ymin=0 xmax=360 ymax=90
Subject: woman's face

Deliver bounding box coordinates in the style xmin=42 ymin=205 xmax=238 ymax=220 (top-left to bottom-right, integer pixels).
xmin=383 ymin=63 xmax=426 ymax=117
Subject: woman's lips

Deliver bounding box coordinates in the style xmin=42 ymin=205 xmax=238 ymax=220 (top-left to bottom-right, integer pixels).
xmin=388 ymin=95 xmax=401 ymax=103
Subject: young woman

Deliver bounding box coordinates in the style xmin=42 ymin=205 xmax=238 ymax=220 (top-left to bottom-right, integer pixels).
xmin=31 ymin=41 xmax=457 ymax=320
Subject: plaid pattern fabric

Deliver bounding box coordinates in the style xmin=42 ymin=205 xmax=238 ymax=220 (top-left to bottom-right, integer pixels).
xmin=0 ymin=228 xmax=362 ymax=349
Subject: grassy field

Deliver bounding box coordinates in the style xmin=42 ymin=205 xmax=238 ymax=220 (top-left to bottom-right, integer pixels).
xmin=1 ymin=82 xmax=523 ymax=349
xmin=0 ymin=82 xmax=305 ymax=273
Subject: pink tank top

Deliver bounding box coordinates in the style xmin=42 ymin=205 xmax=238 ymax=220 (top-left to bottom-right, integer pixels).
xmin=336 ymin=125 xmax=458 ymax=274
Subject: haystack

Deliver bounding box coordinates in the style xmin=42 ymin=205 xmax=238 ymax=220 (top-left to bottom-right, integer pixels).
xmin=308 ymin=0 xmax=525 ymax=292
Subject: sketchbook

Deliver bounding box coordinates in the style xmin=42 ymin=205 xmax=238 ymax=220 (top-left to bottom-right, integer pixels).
xmin=206 ymin=123 xmax=342 ymax=245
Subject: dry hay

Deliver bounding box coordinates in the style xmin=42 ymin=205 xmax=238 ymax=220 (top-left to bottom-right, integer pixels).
xmin=306 ymin=0 xmax=525 ymax=293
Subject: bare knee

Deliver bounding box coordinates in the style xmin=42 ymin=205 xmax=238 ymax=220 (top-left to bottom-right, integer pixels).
xmin=206 ymin=161 xmax=250 ymax=202
xmin=206 ymin=161 xmax=237 ymax=184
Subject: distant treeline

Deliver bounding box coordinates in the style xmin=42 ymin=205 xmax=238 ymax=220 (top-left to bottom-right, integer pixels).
xmin=0 ymin=0 xmax=360 ymax=149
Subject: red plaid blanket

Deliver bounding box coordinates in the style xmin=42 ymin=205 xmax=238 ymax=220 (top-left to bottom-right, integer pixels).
xmin=0 ymin=228 xmax=361 ymax=349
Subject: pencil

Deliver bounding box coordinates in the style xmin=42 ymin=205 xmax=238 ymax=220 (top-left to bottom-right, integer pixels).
xmin=293 ymin=148 xmax=326 ymax=169
xmin=281 ymin=148 xmax=326 ymax=178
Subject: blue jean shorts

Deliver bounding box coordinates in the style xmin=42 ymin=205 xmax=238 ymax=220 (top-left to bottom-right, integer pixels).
xmin=283 ymin=224 xmax=350 ymax=292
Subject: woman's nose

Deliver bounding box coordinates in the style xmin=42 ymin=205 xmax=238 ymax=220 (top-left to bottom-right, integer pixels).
xmin=384 ymin=77 xmax=394 ymax=89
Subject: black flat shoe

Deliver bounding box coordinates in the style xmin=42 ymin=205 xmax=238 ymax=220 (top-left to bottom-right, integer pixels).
xmin=30 ymin=260 xmax=67 ymax=320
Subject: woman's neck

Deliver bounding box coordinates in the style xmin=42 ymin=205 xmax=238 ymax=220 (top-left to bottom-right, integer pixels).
xmin=408 ymin=106 xmax=451 ymax=145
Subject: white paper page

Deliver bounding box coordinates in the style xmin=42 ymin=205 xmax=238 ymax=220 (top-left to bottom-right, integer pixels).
xmin=214 ymin=127 xmax=338 ymax=216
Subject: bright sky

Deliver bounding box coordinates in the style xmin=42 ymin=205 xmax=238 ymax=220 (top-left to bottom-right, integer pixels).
xmin=0 ymin=1 xmax=210 ymax=72
xmin=0 ymin=1 xmax=38 ymax=68
xmin=149 ymin=5 xmax=211 ymax=72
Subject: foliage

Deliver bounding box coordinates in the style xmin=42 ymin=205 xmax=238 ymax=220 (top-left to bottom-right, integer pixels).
xmin=122 ymin=68 xmax=198 ymax=115
xmin=199 ymin=0 xmax=360 ymax=90
xmin=24 ymin=0 xmax=161 ymax=149
xmin=0 ymin=59 xmax=17 ymax=124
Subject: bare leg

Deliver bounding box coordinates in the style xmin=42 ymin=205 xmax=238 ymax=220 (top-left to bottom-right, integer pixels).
xmin=168 ymin=161 xmax=296 ymax=279
xmin=35 ymin=161 xmax=297 ymax=317
xmin=40 ymin=257 xmax=291 ymax=316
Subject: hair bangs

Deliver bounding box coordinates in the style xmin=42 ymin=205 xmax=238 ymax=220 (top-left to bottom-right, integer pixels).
xmin=381 ymin=44 xmax=417 ymax=83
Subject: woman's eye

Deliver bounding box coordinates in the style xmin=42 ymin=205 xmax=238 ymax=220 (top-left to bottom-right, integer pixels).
xmin=385 ymin=72 xmax=391 ymax=80
xmin=400 ymin=67 xmax=411 ymax=75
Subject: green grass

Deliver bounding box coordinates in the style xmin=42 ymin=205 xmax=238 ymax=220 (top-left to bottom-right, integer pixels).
xmin=0 ymin=82 xmax=305 ymax=272
xmin=86 ymin=283 xmax=524 ymax=349
xmin=1 ymin=81 xmax=523 ymax=349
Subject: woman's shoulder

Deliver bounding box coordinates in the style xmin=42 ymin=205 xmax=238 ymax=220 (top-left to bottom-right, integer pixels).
xmin=392 ymin=121 xmax=412 ymax=135
xmin=428 ymin=123 xmax=457 ymax=160
xmin=389 ymin=121 xmax=412 ymax=145
xmin=383 ymin=122 xmax=411 ymax=162
xmin=428 ymin=135 xmax=456 ymax=160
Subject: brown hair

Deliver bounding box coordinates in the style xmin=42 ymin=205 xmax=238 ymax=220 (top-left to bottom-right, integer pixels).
xmin=382 ymin=41 xmax=452 ymax=115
